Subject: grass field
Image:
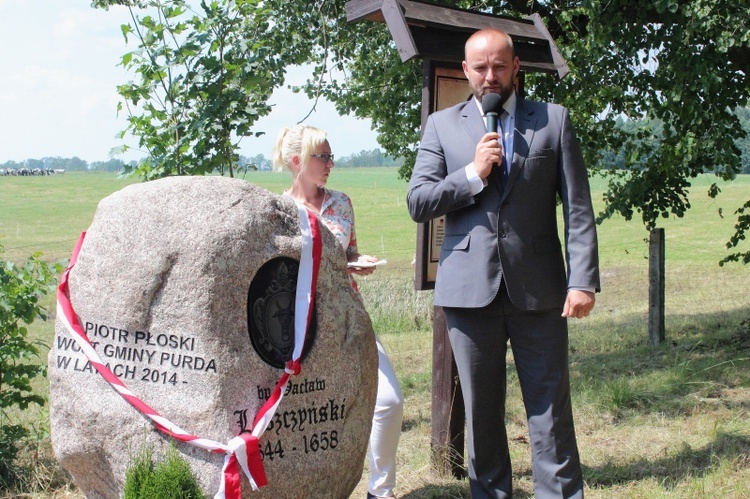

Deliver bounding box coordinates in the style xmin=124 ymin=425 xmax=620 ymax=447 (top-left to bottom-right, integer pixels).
xmin=1 ymin=169 xmax=749 ymax=498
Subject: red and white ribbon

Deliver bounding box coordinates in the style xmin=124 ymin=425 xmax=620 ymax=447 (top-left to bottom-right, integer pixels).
xmin=217 ymin=203 xmax=321 ymax=498
xmin=56 ymin=204 xmax=321 ymax=498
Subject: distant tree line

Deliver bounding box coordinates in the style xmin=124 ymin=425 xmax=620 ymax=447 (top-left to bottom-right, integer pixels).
xmin=0 ymin=157 xmax=138 ymax=173
xmin=234 ymin=149 xmax=404 ymax=172
xmin=1 ymin=149 xmax=404 ymax=174
xmin=600 ymin=108 xmax=750 ymax=175
xmin=335 ymin=149 xmax=404 ymax=168
xmin=4 ymin=111 xmax=748 ymax=174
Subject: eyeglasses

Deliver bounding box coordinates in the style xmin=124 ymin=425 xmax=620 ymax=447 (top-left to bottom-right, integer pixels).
xmin=311 ymin=153 xmax=334 ymax=164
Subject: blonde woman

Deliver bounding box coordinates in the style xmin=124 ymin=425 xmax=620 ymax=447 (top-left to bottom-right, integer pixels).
xmin=273 ymin=124 xmax=403 ymax=499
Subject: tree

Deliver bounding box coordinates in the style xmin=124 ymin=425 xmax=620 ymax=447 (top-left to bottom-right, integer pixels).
xmin=539 ymin=0 xmax=749 ymax=266
xmin=0 ymin=160 xmax=23 ymax=171
xmin=94 ymin=0 xmax=749 ymax=262
xmin=736 ymin=108 xmax=750 ymax=174
xmin=95 ymin=0 xmax=282 ymax=179
xmin=296 ymin=0 xmax=750 ymax=263
xmin=246 ymin=153 xmax=271 ymax=171
xmin=335 ymin=149 xmax=403 ymax=167
xmin=24 ymin=159 xmax=44 ymax=170
xmin=90 ymin=159 xmax=127 ymax=172
xmin=62 ymin=157 xmax=88 ymax=172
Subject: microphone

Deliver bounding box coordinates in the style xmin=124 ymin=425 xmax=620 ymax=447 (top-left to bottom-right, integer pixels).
xmin=481 ymin=93 xmax=505 ymax=133
xmin=481 ymin=93 xmax=508 ymax=186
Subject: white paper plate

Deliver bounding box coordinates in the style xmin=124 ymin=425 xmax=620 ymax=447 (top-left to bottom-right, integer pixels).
xmin=347 ymin=259 xmax=387 ymax=269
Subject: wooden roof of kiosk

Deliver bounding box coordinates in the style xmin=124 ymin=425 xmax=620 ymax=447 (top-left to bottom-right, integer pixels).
xmin=345 ymin=0 xmax=569 ymax=79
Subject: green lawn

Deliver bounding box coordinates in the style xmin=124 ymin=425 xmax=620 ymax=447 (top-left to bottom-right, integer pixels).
xmin=1 ymin=169 xmax=749 ymax=498
xmin=2 ymin=169 xmax=746 ymax=269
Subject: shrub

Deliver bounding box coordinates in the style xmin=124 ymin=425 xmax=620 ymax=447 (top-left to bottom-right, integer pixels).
xmin=0 ymin=246 xmax=60 ymax=487
xmin=124 ymin=445 xmax=206 ymax=499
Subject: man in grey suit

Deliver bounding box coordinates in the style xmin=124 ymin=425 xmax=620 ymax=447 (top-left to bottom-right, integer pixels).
xmin=407 ymin=28 xmax=600 ymax=498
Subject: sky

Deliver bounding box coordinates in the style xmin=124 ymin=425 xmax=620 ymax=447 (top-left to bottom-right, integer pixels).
xmin=0 ymin=0 xmax=379 ymax=164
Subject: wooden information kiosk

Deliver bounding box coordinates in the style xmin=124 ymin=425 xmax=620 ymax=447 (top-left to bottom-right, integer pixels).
xmin=346 ymin=0 xmax=569 ymax=477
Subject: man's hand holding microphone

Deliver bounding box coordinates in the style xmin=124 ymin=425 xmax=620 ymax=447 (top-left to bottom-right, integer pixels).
xmin=474 ymin=93 xmax=506 ymax=180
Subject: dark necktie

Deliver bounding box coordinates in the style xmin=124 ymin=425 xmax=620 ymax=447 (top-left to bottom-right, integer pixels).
xmin=485 ymin=111 xmax=508 ymax=192
xmin=499 ymin=111 xmax=508 ymax=191
xmin=499 ymin=155 xmax=508 ymax=191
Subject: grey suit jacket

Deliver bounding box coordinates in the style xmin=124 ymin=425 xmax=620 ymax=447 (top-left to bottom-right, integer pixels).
xmin=407 ymin=96 xmax=600 ymax=310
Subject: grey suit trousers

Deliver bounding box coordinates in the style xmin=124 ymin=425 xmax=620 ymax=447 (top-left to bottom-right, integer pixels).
xmin=444 ymin=285 xmax=584 ymax=499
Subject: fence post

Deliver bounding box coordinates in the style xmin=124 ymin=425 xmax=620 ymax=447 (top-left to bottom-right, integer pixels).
xmin=648 ymin=228 xmax=665 ymax=346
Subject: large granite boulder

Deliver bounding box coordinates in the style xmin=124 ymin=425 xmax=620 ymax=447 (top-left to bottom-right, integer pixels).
xmin=49 ymin=176 xmax=377 ymax=498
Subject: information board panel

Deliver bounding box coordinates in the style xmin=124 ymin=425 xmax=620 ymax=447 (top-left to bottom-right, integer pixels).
xmin=416 ymin=66 xmax=471 ymax=288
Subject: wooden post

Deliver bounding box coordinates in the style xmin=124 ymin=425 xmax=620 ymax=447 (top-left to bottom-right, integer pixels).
xmin=430 ymin=306 xmax=466 ymax=478
xmin=648 ymin=228 xmax=665 ymax=345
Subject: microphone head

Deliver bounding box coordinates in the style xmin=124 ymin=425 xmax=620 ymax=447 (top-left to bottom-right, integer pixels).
xmin=481 ymin=93 xmax=505 ymax=115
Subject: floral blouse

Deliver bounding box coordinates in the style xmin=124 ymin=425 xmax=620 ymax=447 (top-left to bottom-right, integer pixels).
xmin=283 ymin=188 xmax=358 ymax=260
xmin=317 ymin=188 xmax=358 ymax=260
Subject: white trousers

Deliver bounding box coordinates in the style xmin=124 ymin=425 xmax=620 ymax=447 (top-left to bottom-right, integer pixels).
xmin=368 ymin=335 xmax=404 ymax=498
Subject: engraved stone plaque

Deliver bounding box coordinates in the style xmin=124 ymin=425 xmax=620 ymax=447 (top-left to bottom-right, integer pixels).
xmin=48 ymin=176 xmax=377 ymax=499
xmin=248 ymin=257 xmax=316 ymax=368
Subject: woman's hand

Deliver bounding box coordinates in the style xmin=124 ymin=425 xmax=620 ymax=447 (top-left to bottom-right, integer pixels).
xmin=347 ymin=254 xmax=379 ymax=276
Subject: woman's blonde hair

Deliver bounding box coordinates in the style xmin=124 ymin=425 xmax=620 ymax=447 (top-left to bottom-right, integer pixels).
xmin=272 ymin=124 xmax=327 ymax=173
